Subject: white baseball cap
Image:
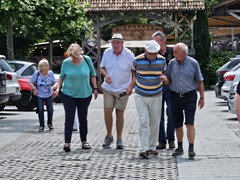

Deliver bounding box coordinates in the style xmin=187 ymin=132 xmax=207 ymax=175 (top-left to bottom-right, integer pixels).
xmin=144 ymin=40 xmax=160 ymax=53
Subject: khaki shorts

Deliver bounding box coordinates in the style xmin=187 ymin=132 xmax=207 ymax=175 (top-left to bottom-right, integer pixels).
xmin=103 ymin=89 xmax=129 ymax=110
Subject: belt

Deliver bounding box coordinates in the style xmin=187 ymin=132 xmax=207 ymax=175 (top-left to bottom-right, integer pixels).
xmin=172 ymin=90 xmax=195 ymax=98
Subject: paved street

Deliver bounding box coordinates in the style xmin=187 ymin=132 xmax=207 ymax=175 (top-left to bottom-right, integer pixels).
xmin=0 ymin=90 xmax=239 ymax=180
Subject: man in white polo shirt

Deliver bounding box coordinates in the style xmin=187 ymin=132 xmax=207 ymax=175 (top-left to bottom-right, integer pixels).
xmin=100 ymin=33 xmax=135 ymax=149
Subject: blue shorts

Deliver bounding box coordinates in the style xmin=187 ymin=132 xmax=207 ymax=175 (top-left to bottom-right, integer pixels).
xmin=170 ymin=90 xmax=197 ymax=128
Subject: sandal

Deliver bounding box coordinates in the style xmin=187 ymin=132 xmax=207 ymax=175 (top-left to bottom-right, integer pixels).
xmin=82 ymin=141 xmax=91 ymax=149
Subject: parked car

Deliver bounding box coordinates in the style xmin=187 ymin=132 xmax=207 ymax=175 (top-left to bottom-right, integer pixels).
xmin=215 ymin=56 xmax=240 ymax=99
xmin=0 ymin=58 xmax=21 ymax=111
xmin=221 ymin=65 xmax=240 ymax=101
xmin=7 ymin=60 xmax=37 ymax=79
xmin=7 ymin=60 xmax=59 ymax=80
xmin=15 ymin=78 xmax=61 ymax=111
xmin=8 ymin=60 xmax=61 ymax=103
xmin=227 ymin=81 xmax=238 ymax=115
xmin=15 ymin=78 xmax=37 ymax=111
xmin=0 ymin=69 xmax=9 ymax=107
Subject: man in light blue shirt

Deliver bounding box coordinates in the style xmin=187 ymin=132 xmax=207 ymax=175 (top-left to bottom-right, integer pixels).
xmin=165 ymin=42 xmax=204 ymax=158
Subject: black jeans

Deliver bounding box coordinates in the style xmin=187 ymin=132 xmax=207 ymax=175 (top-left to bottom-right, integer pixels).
xmin=61 ymin=93 xmax=92 ymax=143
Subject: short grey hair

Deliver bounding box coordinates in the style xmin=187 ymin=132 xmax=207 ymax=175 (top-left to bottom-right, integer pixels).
xmin=38 ymin=58 xmax=49 ymax=72
xmin=152 ymin=31 xmax=166 ymax=42
xmin=177 ymin=43 xmax=188 ymax=54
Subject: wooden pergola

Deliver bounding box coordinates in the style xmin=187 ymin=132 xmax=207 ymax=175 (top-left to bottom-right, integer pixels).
xmin=208 ymin=0 xmax=240 ymax=50
xmin=78 ymin=0 xmax=205 ymax=80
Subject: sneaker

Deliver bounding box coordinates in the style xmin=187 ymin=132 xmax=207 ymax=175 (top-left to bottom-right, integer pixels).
xmin=139 ymin=151 xmax=149 ymax=158
xmin=168 ymin=141 xmax=175 ymax=149
xmin=116 ymin=140 xmax=124 ymax=149
xmin=172 ymin=147 xmax=184 ymax=156
xmin=156 ymin=143 xmax=166 ymax=150
xmin=102 ymin=135 xmax=113 ymax=147
xmin=188 ymin=149 xmax=196 ymax=158
xmin=38 ymin=126 xmax=44 ymax=132
xmin=148 ymin=150 xmax=159 ymax=155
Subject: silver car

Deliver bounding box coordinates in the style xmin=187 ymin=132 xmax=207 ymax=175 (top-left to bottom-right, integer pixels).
xmin=8 ymin=60 xmax=61 ymax=104
xmin=227 ymin=81 xmax=238 ymax=115
xmin=0 ymin=58 xmax=21 ymax=111
xmin=7 ymin=60 xmax=37 ymax=79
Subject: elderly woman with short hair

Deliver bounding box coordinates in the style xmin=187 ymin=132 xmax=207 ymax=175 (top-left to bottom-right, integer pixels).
xmin=29 ymin=58 xmax=56 ymax=132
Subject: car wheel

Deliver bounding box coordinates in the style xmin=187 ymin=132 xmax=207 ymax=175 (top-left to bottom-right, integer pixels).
xmin=15 ymin=91 xmax=36 ymax=111
xmin=0 ymin=103 xmax=6 ymax=111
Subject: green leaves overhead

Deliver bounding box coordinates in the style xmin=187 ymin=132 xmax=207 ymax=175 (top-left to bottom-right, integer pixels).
xmin=0 ymin=0 xmax=92 ymax=58
xmin=0 ymin=0 xmax=91 ymax=41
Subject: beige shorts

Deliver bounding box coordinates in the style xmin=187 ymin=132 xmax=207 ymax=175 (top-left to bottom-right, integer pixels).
xmin=103 ymin=89 xmax=129 ymax=110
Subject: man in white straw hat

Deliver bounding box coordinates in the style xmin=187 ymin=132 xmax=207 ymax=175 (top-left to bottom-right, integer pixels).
xmin=130 ymin=40 xmax=168 ymax=158
xmin=100 ymin=33 xmax=135 ymax=149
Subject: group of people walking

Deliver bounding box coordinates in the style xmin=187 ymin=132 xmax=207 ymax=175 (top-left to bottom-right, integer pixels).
xmin=31 ymin=31 xmax=205 ymax=159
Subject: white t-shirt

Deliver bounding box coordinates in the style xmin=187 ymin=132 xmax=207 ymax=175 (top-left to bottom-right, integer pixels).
xmin=100 ymin=47 xmax=135 ymax=92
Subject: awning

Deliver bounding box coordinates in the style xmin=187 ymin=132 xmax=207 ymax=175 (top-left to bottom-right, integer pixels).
xmin=101 ymin=40 xmax=174 ymax=49
xmin=101 ymin=40 xmax=148 ymax=48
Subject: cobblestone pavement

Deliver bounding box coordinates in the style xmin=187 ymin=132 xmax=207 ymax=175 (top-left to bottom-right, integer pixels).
xmin=0 ymin=95 xmax=178 ymax=180
xmin=1 ymin=90 xmax=240 ymax=180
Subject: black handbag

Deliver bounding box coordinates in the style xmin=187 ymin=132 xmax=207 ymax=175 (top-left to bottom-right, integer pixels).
xmin=30 ymin=71 xmax=39 ymax=113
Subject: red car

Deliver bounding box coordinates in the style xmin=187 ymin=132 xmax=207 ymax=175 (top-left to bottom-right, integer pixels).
xmin=15 ymin=78 xmax=61 ymax=111
xmin=15 ymin=78 xmax=37 ymax=111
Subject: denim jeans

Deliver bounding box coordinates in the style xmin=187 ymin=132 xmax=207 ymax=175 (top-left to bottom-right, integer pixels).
xmin=61 ymin=93 xmax=92 ymax=143
xmin=37 ymin=96 xmax=54 ymax=127
xmin=159 ymin=86 xmax=175 ymax=144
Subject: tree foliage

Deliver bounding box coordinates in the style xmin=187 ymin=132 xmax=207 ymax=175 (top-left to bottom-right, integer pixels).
xmin=193 ymin=0 xmax=221 ymax=88
xmin=0 ymin=0 xmax=91 ymax=60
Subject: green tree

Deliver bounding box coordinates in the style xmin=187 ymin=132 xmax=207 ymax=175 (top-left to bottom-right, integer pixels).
xmin=32 ymin=0 xmax=91 ymax=67
xmin=193 ymin=0 xmax=219 ymax=88
xmin=0 ymin=0 xmax=36 ymax=59
xmin=0 ymin=0 xmax=91 ymax=63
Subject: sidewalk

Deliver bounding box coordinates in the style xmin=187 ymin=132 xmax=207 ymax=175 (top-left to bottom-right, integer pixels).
xmin=178 ymin=90 xmax=240 ymax=180
xmin=0 ymin=90 xmax=239 ymax=179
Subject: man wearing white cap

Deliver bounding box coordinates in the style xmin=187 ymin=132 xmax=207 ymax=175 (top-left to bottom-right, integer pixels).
xmin=100 ymin=33 xmax=135 ymax=149
xmin=130 ymin=40 xmax=168 ymax=158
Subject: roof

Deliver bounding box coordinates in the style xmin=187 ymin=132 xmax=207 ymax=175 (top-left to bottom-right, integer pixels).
xmin=209 ymin=16 xmax=240 ymax=27
xmin=78 ymin=0 xmax=205 ymax=13
xmin=101 ymin=40 xmax=174 ymax=48
xmin=101 ymin=40 xmax=147 ymax=48
xmin=208 ymin=0 xmax=240 ymax=40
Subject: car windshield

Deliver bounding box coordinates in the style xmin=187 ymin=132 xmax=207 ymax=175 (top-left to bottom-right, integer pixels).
xmin=0 ymin=59 xmax=15 ymax=72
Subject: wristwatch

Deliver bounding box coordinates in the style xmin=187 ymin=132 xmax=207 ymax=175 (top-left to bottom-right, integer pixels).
xmin=32 ymin=87 xmax=36 ymax=90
